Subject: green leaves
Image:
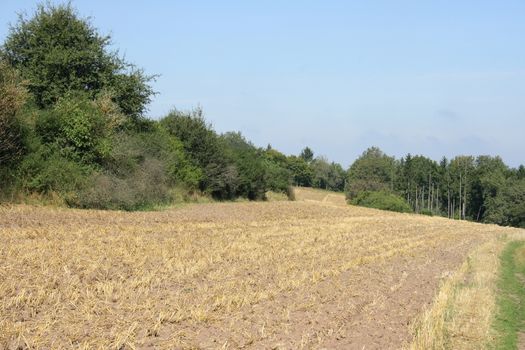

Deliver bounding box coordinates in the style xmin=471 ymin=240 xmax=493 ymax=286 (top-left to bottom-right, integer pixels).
xmin=2 ymin=3 xmax=154 ymax=121
xmin=35 ymin=93 xmax=113 ymax=164
xmin=352 ymin=191 xmax=412 ymax=213
xmin=346 ymin=147 xmax=396 ymax=198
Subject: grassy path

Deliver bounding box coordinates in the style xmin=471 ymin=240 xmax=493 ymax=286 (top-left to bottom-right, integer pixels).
xmin=492 ymin=240 xmax=525 ymax=349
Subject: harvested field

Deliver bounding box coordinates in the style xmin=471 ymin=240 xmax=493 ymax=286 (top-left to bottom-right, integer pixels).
xmin=0 ymin=189 xmax=522 ymax=349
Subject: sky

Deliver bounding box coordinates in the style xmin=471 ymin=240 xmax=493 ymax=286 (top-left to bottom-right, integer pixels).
xmin=1 ymin=1 xmax=524 ymax=167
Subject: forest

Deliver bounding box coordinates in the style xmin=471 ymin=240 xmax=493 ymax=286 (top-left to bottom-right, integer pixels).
xmin=0 ymin=3 xmax=523 ymax=228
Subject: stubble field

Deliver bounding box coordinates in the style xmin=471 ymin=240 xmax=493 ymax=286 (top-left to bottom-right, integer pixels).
xmin=0 ymin=188 xmax=522 ymax=349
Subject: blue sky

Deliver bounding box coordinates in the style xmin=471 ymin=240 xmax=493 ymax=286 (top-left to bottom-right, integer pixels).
xmin=1 ymin=1 xmax=524 ymax=167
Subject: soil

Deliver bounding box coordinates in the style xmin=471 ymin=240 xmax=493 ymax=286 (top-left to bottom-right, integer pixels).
xmin=168 ymin=236 xmax=482 ymax=349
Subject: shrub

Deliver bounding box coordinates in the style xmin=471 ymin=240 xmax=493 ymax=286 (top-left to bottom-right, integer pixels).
xmin=220 ymin=132 xmax=267 ymax=200
xmin=263 ymin=148 xmax=291 ymax=194
xmin=74 ymin=158 xmax=171 ymax=211
xmin=286 ymin=186 xmax=296 ymax=201
xmin=346 ymin=147 xmax=396 ymax=198
xmin=420 ymin=209 xmax=434 ymax=216
xmin=0 ymin=60 xmax=27 ymax=166
xmin=160 ymin=109 xmax=234 ymax=198
xmin=351 ymin=191 xmax=412 ymax=213
xmin=16 ymin=143 xmax=91 ymax=195
xmin=105 ymin=128 xmax=202 ymax=190
xmin=35 ymin=93 xmax=115 ymax=164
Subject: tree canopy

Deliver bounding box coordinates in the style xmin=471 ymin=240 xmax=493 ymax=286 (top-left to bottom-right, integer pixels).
xmin=2 ymin=3 xmax=154 ymax=121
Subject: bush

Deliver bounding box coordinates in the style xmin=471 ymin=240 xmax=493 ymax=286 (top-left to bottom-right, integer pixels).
xmin=16 ymin=143 xmax=91 ymax=195
xmin=161 ymin=109 xmax=237 ymax=199
xmin=35 ymin=93 xmax=117 ymax=164
xmin=263 ymin=148 xmax=291 ymax=193
xmin=346 ymin=147 xmax=396 ymax=198
xmin=351 ymin=191 xmax=412 ymax=213
xmin=106 ymin=128 xmax=202 ymax=190
xmin=74 ymin=158 xmax=171 ymax=211
xmin=286 ymin=186 xmax=296 ymax=201
xmin=0 ymin=60 xmax=27 ymax=166
xmin=220 ymin=132 xmax=267 ymax=200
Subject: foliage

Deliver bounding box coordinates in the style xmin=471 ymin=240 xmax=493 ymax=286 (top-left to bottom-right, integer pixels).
xmin=220 ymin=132 xmax=267 ymax=200
xmin=483 ymin=178 xmax=525 ymax=228
xmin=1 ymin=3 xmax=154 ymax=121
xmin=16 ymin=143 xmax=91 ymax=195
xmin=299 ymin=146 xmax=314 ymax=163
xmin=35 ymin=93 xmax=115 ymax=164
xmin=287 ymin=156 xmax=313 ymax=187
xmin=0 ymin=60 xmax=27 ymax=165
xmin=73 ymin=158 xmax=171 ymax=211
xmin=346 ymin=147 xmax=396 ymax=199
xmin=262 ymin=148 xmax=291 ymax=193
xmin=351 ymin=190 xmax=413 ymax=213
xmin=492 ymin=241 xmax=525 ymax=349
xmin=311 ymin=156 xmax=346 ymax=191
xmin=160 ymin=108 xmax=231 ymax=198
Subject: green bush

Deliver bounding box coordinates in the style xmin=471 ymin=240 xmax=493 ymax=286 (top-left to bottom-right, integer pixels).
xmin=16 ymin=143 xmax=91 ymax=195
xmin=35 ymin=93 xmax=114 ymax=164
xmin=351 ymin=191 xmax=412 ymax=213
xmin=106 ymin=127 xmax=202 ymax=190
xmin=160 ymin=109 xmax=236 ymax=199
xmin=262 ymin=148 xmax=291 ymax=194
xmin=420 ymin=209 xmax=433 ymax=216
xmin=0 ymin=60 xmax=28 ymax=166
xmin=220 ymin=132 xmax=267 ymax=200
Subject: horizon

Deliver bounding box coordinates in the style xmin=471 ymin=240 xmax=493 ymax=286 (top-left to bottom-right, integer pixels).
xmin=1 ymin=1 xmax=524 ymax=168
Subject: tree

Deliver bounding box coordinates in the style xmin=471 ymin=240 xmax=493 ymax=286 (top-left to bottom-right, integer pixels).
xmin=2 ymin=3 xmax=154 ymax=120
xmin=516 ymin=165 xmax=525 ymax=180
xmin=346 ymin=147 xmax=396 ymax=199
xmin=220 ymin=132 xmax=267 ymax=200
xmin=396 ymin=154 xmax=440 ymax=214
xmin=160 ymin=108 xmax=232 ymax=198
xmin=287 ymin=156 xmax=313 ymax=187
xmin=327 ymin=162 xmax=346 ymax=192
xmin=470 ymin=156 xmax=508 ymax=222
xmin=311 ymin=156 xmax=330 ymax=189
xmin=0 ymin=60 xmax=27 ymax=165
xmin=300 ymin=146 xmax=314 ymax=163
xmin=35 ymin=92 xmax=118 ymax=164
xmin=483 ymin=177 xmax=525 ymax=228
xmin=263 ymin=148 xmax=291 ymax=193
xmin=449 ymin=156 xmax=474 ymax=220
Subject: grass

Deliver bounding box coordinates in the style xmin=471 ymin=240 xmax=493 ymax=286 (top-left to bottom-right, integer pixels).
xmin=491 ymin=240 xmax=525 ymax=349
xmin=409 ymin=232 xmax=525 ymax=350
xmin=409 ymin=238 xmax=503 ymax=349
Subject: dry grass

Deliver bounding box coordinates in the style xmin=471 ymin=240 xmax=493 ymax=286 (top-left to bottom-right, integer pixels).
xmin=264 ymin=191 xmax=289 ymax=202
xmin=293 ymin=186 xmax=347 ymax=206
xmin=0 ymin=189 xmax=522 ymax=349
xmin=409 ymin=231 xmax=525 ymax=350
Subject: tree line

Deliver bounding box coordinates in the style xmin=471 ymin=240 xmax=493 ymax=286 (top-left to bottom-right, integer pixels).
xmin=0 ymin=3 xmax=345 ymax=210
xmin=346 ymin=147 xmax=525 ymax=228
xmin=0 ymin=3 xmax=523 ymax=228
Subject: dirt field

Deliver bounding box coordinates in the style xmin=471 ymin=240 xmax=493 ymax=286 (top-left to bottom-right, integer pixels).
xmin=0 ymin=188 xmax=522 ymax=349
